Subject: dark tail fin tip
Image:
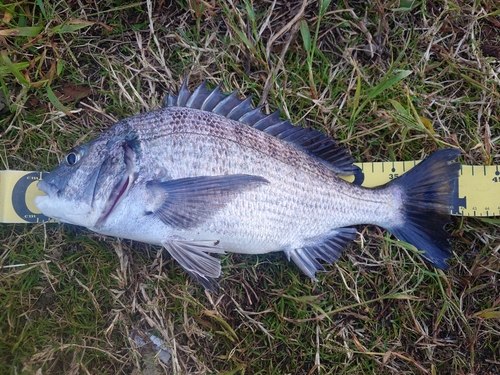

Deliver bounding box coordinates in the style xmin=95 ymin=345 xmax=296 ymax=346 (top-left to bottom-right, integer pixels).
xmin=388 ymin=148 xmax=461 ymax=269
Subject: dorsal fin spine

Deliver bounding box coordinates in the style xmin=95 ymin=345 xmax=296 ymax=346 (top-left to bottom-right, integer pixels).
xmin=213 ymin=91 xmax=239 ymax=116
xmin=177 ymin=78 xmax=191 ymax=106
xmin=166 ymin=94 xmax=177 ymax=107
xmin=186 ymin=80 xmax=208 ymax=107
xmin=264 ymin=122 xmax=292 ymax=136
xmin=238 ymin=107 xmax=265 ymax=124
xmin=227 ymin=95 xmax=254 ymax=120
xmin=201 ymin=82 xmax=224 ymax=111
xmin=165 ymin=78 xmax=358 ymax=176
xmin=253 ymin=112 xmax=282 ymax=130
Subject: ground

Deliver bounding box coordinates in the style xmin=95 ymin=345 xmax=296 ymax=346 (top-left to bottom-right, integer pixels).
xmin=1 ymin=0 xmax=500 ymax=374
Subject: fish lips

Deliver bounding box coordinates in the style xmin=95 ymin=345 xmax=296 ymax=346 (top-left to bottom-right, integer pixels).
xmin=36 ymin=179 xmax=58 ymax=197
xmin=34 ymin=179 xmax=59 ymax=214
xmin=34 ymin=183 xmax=49 ymax=212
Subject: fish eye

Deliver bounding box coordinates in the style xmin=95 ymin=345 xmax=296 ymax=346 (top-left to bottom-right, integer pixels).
xmin=65 ymin=148 xmax=84 ymax=166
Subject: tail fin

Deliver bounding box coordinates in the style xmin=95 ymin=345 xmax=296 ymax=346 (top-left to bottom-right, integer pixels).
xmin=386 ymin=149 xmax=461 ymax=269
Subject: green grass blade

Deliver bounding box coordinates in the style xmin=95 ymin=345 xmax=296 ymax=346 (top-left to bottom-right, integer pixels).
xmin=35 ymin=0 xmax=48 ymax=20
xmin=388 ymin=99 xmax=409 ymax=115
xmin=0 ymin=61 xmax=30 ymax=78
xmin=46 ymin=86 xmax=72 ymax=116
xmin=319 ymin=0 xmax=332 ymax=17
xmin=51 ymin=22 xmax=94 ymax=34
xmin=300 ymin=19 xmax=311 ymax=53
xmin=0 ymin=51 xmax=30 ymax=86
xmin=0 ymin=26 xmax=43 ymax=37
xmin=368 ymin=70 xmax=412 ymax=99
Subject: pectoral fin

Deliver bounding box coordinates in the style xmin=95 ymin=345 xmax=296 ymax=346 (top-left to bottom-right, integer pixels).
xmin=146 ymin=174 xmax=268 ymax=229
xmin=163 ymin=239 xmax=225 ymax=291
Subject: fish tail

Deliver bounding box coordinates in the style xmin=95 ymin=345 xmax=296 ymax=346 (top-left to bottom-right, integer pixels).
xmin=386 ymin=149 xmax=461 ymax=269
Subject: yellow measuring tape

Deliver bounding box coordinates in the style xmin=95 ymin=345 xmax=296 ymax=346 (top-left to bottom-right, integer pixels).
xmin=342 ymin=161 xmax=493 ymax=217
xmin=0 ymin=171 xmax=52 ymax=223
xmin=0 ymin=163 xmax=496 ymax=223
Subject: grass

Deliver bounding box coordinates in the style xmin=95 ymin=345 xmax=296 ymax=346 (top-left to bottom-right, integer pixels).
xmin=1 ymin=0 xmax=500 ymax=373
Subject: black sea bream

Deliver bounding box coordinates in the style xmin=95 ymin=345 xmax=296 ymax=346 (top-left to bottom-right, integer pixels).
xmin=35 ymin=79 xmax=460 ymax=290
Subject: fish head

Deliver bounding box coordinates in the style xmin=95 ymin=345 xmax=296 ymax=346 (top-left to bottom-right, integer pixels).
xmin=35 ymin=132 xmax=139 ymax=228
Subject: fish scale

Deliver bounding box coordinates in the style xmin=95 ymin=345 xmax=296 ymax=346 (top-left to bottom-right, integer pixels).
xmin=35 ymin=78 xmax=461 ymax=291
xmin=133 ymin=114 xmax=385 ymax=237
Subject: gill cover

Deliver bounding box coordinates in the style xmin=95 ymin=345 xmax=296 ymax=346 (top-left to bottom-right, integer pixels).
xmin=94 ymin=136 xmax=140 ymax=226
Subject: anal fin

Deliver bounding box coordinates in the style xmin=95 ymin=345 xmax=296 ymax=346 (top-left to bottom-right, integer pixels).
xmin=286 ymin=227 xmax=357 ymax=281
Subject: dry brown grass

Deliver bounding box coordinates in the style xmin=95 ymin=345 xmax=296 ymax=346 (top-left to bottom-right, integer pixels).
xmin=1 ymin=0 xmax=500 ymax=374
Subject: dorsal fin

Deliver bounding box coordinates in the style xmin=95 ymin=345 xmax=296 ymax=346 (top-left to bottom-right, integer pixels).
xmin=164 ymin=77 xmax=359 ymax=176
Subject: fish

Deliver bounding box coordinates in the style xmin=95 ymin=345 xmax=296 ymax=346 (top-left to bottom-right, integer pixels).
xmin=35 ymin=78 xmax=461 ymax=291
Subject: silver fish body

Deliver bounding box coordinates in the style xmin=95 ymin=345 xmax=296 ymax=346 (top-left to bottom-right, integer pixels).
xmin=35 ymin=79 xmax=460 ymax=290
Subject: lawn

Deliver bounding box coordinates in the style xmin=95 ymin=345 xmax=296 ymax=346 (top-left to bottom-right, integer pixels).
xmin=1 ymin=0 xmax=499 ymax=374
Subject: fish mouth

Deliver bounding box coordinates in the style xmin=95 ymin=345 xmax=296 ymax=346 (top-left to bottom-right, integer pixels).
xmin=35 ymin=179 xmax=91 ymax=225
xmin=34 ymin=180 xmax=58 ymax=213
xmin=36 ymin=179 xmax=58 ymax=197
xmin=95 ymin=172 xmax=136 ymax=226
